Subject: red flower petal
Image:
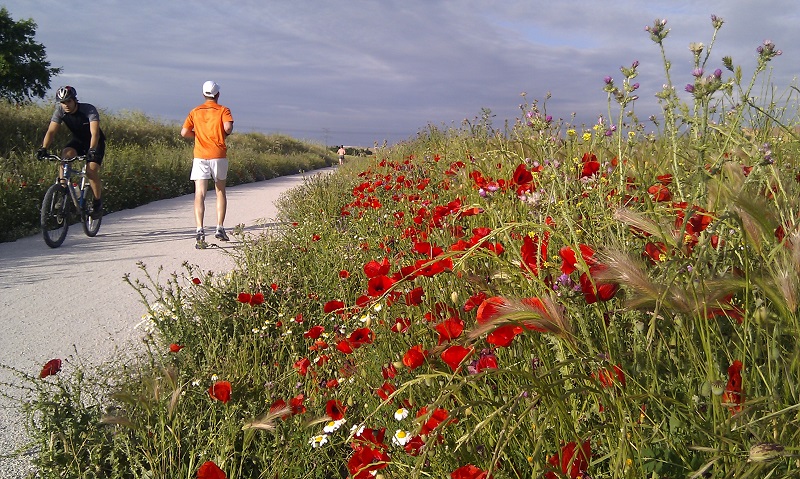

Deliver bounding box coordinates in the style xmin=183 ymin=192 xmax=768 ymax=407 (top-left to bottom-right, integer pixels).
xmin=39 ymin=358 xmax=62 ymax=378
xmin=208 ymin=381 xmax=231 ymax=404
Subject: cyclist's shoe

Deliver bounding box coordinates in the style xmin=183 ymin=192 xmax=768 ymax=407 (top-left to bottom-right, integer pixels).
xmin=195 ymin=231 xmax=207 ymax=249
xmin=215 ymin=228 xmax=230 ymax=242
xmin=89 ymin=200 xmax=102 ymax=219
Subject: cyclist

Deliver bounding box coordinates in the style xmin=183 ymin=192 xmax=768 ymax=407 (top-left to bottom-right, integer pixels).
xmin=37 ymin=86 xmax=106 ymax=219
xmin=180 ymin=80 xmax=234 ymax=244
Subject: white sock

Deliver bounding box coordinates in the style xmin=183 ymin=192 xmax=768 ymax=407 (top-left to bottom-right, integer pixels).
xmin=216 ymin=225 xmax=224 ymax=231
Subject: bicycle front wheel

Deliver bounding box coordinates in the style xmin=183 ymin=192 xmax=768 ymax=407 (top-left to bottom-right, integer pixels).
xmin=41 ymin=183 xmax=69 ymax=248
xmin=80 ymin=186 xmax=102 ymax=237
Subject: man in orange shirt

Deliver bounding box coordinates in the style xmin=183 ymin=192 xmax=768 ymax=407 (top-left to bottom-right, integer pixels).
xmin=181 ymin=80 xmax=234 ymax=245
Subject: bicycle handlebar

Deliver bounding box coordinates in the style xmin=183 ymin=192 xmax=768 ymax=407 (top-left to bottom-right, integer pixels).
xmin=44 ymin=154 xmax=87 ymax=163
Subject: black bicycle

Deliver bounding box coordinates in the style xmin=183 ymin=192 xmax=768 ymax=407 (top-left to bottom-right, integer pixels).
xmin=40 ymin=154 xmax=102 ymax=248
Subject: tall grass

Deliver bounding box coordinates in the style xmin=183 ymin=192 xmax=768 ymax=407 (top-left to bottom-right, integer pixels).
xmin=0 ymin=103 xmax=334 ymax=243
xmin=7 ymin=15 xmax=800 ymax=479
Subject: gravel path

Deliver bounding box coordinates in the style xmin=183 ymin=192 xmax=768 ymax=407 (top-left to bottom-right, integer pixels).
xmin=0 ymin=168 xmax=333 ymax=476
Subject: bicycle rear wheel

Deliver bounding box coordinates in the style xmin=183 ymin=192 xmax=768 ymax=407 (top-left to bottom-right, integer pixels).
xmin=41 ymin=184 xmax=69 ymax=248
xmin=80 ymin=186 xmax=102 ymax=237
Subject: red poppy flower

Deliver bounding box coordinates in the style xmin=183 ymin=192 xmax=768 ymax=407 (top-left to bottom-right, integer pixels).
xmin=381 ymin=363 xmax=397 ymax=379
xmin=546 ymin=440 xmax=591 ymax=479
xmin=191 ymin=277 xmax=202 ymax=285
xmin=441 ymin=345 xmax=473 ymax=371
xmin=475 ymin=296 xmax=508 ymax=325
xmin=435 ymin=317 xmax=464 ymax=345
xmin=643 ymin=242 xmax=667 ymax=264
xmin=39 ymin=359 xmax=62 ymax=378
xmin=405 ymin=287 xmax=425 ymax=306
xmin=339 ymin=270 xmax=351 ymax=279
xmin=270 ymin=283 xmax=279 ymax=291
xmin=486 ymin=324 xmax=524 ymax=347
xmin=521 ymin=234 xmax=549 ymax=275
xmin=559 ymin=244 xmax=596 ymax=275
xmin=579 ymin=264 xmax=619 ymax=304
xmin=580 ymin=152 xmax=600 ymax=178
xmin=363 ymin=258 xmax=391 ymax=278
xmin=722 ymin=360 xmax=744 ymax=413
xmin=250 ymin=292 xmax=265 ymax=305
xmin=375 ymin=381 xmax=396 ymax=401
xmin=404 ymin=434 xmax=425 ymax=456
xmin=289 ymin=394 xmax=306 ymax=415
xmin=323 ymin=300 xmax=346 ymax=313
xmin=348 ymin=327 xmax=374 ymax=348
xmin=236 ymin=292 xmax=252 ymax=303
xmin=325 ymin=399 xmax=346 ymax=420
xmin=451 ymin=464 xmax=492 ymax=479
xmin=648 ymin=183 xmax=672 ymax=202
xmin=463 ymin=292 xmax=487 ymax=312
xmin=303 ymin=325 xmax=325 ymax=339
xmin=294 ymin=357 xmax=311 ymax=376
xmin=169 ymin=343 xmax=184 ymax=353
xmin=512 ymin=163 xmax=533 ymax=186
xmin=347 ymin=445 xmax=390 ymax=479
xmin=269 ymin=399 xmax=291 ymax=419
xmin=336 ymin=340 xmax=354 ymax=354
xmin=418 ymin=407 xmax=456 ymax=434
xmin=197 ymin=460 xmax=227 ymax=479
xmin=656 ymin=173 xmax=673 ymax=185
xmin=475 ymin=354 xmax=498 ymax=372
xmin=208 ymin=381 xmax=232 ymax=404
xmin=367 ymin=275 xmax=396 ymax=297
xmin=402 ymin=345 xmax=426 ymax=370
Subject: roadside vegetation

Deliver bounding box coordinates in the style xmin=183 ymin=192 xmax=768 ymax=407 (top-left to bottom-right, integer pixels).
xmin=0 ymin=103 xmax=335 ymax=243
xmin=5 ymin=15 xmax=800 ymax=479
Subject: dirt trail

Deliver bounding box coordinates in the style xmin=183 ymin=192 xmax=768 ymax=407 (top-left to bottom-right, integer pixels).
xmin=0 ymin=168 xmax=332 ymax=474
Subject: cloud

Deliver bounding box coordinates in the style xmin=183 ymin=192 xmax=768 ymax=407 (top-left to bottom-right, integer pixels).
xmin=4 ymin=0 xmax=798 ymax=146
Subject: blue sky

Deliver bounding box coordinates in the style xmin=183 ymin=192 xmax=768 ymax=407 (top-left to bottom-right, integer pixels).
xmin=4 ymin=1 xmax=798 ymax=147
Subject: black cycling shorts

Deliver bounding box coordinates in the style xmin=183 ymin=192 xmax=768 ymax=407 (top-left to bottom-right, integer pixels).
xmin=65 ymin=138 xmax=105 ymax=165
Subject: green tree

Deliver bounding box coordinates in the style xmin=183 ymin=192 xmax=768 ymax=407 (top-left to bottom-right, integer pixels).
xmin=0 ymin=7 xmax=60 ymax=103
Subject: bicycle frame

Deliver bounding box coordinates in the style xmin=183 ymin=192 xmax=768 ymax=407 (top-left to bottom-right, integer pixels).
xmin=53 ymin=155 xmax=89 ymax=210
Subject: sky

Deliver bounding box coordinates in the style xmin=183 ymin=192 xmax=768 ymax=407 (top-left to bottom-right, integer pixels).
xmin=3 ymin=1 xmax=799 ymax=147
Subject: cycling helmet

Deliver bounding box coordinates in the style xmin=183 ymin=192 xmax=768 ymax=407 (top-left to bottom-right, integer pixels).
xmin=56 ymin=86 xmax=77 ymax=103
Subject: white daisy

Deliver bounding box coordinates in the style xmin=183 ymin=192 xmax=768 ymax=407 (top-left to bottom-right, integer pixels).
xmin=309 ymin=433 xmax=329 ymax=448
xmin=392 ymin=429 xmax=411 ymax=446
xmin=394 ymin=407 xmax=409 ymax=421
xmin=323 ymin=418 xmax=346 ymax=433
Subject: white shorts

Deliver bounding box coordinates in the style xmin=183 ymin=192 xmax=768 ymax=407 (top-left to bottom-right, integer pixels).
xmin=190 ymin=158 xmax=228 ymax=181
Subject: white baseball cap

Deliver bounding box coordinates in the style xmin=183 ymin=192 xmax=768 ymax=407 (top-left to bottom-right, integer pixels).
xmin=202 ymin=80 xmax=220 ymax=97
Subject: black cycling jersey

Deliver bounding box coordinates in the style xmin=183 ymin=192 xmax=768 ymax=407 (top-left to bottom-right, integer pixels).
xmin=51 ymin=102 xmax=106 ymax=147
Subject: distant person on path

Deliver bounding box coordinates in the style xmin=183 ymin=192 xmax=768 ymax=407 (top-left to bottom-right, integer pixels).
xmin=337 ymin=145 xmax=346 ymax=165
xmin=37 ymin=86 xmax=105 ymax=219
xmin=180 ymin=80 xmax=234 ymax=244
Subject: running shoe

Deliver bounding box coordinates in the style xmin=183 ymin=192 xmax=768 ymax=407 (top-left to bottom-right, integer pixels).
xmin=215 ymin=228 xmax=229 ymax=242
